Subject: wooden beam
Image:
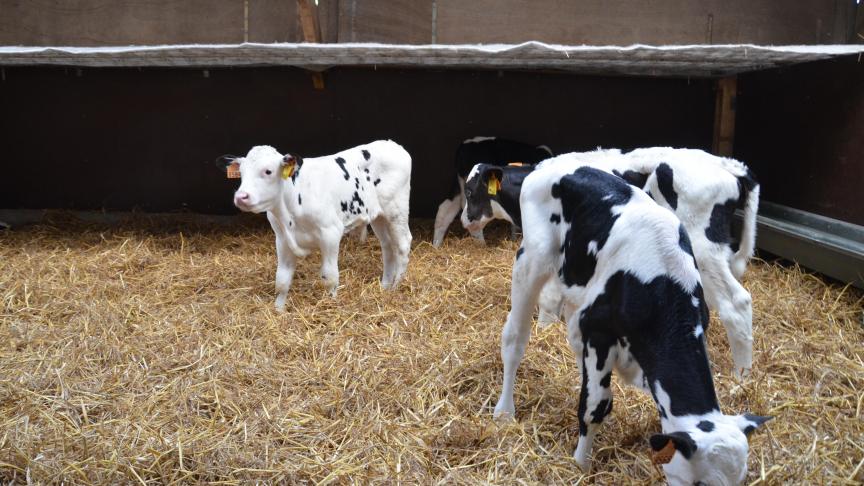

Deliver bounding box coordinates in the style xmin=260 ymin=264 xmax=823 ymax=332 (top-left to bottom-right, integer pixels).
xmin=296 ymin=0 xmax=324 ymax=90
xmin=296 ymin=0 xmax=322 ymax=43
xmin=712 ymin=76 xmax=737 ymax=157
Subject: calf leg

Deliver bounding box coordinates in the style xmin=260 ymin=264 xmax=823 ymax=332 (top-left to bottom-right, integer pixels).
xmin=370 ymin=217 xmax=395 ymax=289
xmin=701 ymin=257 xmax=754 ymax=377
xmin=572 ymin=333 xmax=616 ymax=470
xmin=432 ymin=193 xmax=463 ymax=248
xmin=493 ymin=249 xmax=550 ymax=419
xmin=318 ymin=228 xmax=343 ymax=297
xmin=537 ymin=278 xmax=563 ymax=329
xmin=386 ymin=215 xmax=412 ymax=289
xmin=269 ymin=214 xmax=298 ymax=311
xmin=350 ymin=225 xmax=368 ymax=243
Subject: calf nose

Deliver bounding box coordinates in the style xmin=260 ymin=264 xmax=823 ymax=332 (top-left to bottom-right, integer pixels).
xmin=234 ymin=191 xmax=250 ymax=206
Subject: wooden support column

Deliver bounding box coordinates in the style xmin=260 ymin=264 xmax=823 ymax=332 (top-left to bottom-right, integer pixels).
xmin=712 ymin=76 xmax=737 ymax=156
xmin=297 ymin=0 xmax=325 ymax=90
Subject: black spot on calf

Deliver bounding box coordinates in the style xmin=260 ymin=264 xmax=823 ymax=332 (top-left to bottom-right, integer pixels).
xmin=655 ymin=163 xmax=678 ymax=210
xmin=298 ymin=194 xmax=302 ymax=205
xmin=696 ymin=420 xmax=715 ymax=432
xmin=374 ymin=178 xmax=381 ymax=186
xmin=590 ymin=398 xmax=612 ymax=423
xmin=550 ymin=213 xmax=561 ymax=224
xmin=334 ymin=157 xmax=350 ymax=180
xmin=553 ymin=167 xmax=632 ymax=287
xmin=361 ymin=149 xmax=371 ymax=160
xmin=340 ymin=201 xmax=348 ymax=212
xmin=612 ymin=169 xmax=649 ymax=189
xmin=678 ymin=224 xmax=694 ymax=256
xmin=516 ymin=247 xmax=525 ymax=260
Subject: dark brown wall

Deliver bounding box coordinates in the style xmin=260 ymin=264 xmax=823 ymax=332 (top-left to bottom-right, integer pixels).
xmin=0 ymin=0 xmax=855 ymax=46
xmin=736 ymin=55 xmax=864 ymax=226
xmin=0 ymin=67 xmax=714 ymax=217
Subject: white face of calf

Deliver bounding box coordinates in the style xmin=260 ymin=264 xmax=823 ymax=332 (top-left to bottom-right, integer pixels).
xmin=653 ymin=414 xmax=771 ymax=486
xmin=231 ymin=145 xmax=293 ymax=214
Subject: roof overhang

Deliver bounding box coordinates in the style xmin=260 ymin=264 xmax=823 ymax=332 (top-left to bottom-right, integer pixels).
xmin=1 ymin=41 xmax=863 ymax=78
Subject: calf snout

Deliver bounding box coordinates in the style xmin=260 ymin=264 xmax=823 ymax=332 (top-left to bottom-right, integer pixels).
xmin=234 ymin=191 xmax=251 ymax=209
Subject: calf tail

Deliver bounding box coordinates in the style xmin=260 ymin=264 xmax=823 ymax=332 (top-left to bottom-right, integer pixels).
xmin=732 ymin=170 xmax=760 ymax=279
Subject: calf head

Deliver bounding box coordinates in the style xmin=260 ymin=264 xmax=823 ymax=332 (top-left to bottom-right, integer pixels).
xmin=651 ymin=414 xmax=771 ymax=486
xmin=461 ymin=163 xmax=503 ymax=232
xmin=228 ymin=145 xmax=299 ymax=214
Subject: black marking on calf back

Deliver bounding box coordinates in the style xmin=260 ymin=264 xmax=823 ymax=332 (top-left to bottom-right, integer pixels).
xmin=549 ymin=213 xmax=561 ymax=224
xmin=374 ymin=178 xmax=381 ymax=186
xmin=697 ymin=420 xmax=715 ymax=432
xmin=553 ymin=167 xmax=632 ymax=287
xmin=340 ymin=201 xmax=348 ymax=212
xmin=612 ymin=169 xmax=650 ymax=189
xmin=354 ymin=177 xmax=360 ymax=189
xmin=578 ymin=271 xmax=719 ymax=418
xmin=361 ymin=149 xmax=371 ymax=160
xmin=334 ymin=157 xmax=350 ymax=180
xmin=655 ymin=163 xmax=678 ymax=210
xmin=298 ymin=194 xmax=302 ymax=205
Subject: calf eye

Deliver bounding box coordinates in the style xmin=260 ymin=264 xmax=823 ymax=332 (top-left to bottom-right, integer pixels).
xmin=265 ymin=169 xmax=273 ymax=175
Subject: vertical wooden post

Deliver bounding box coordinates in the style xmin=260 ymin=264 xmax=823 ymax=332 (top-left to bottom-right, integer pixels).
xmin=712 ymin=76 xmax=737 ymax=157
xmin=297 ymin=0 xmax=322 ymax=43
xmin=296 ymin=0 xmax=324 ymax=89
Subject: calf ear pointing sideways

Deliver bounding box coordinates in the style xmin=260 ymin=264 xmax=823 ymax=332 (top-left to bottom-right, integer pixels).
xmin=738 ymin=413 xmax=773 ymax=437
xmin=214 ymin=155 xmax=241 ymax=179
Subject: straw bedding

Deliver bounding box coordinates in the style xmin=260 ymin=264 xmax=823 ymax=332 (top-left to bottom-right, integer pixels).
xmin=1 ymin=215 xmax=862 ymax=484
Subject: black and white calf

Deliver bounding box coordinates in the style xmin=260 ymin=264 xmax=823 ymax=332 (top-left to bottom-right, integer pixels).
xmin=432 ymin=136 xmax=552 ymax=247
xmin=465 ymin=148 xmax=760 ymax=376
xmin=229 ymin=140 xmax=412 ymax=310
xmin=493 ymin=164 xmax=770 ymax=483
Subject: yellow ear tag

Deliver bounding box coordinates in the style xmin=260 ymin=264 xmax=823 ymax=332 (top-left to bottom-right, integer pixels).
xmin=226 ymin=162 xmax=241 ymax=179
xmin=651 ymin=439 xmax=676 ymax=465
xmin=281 ymin=161 xmax=295 ymax=180
xmin=487 ymin=174 xmax=501 ymax=196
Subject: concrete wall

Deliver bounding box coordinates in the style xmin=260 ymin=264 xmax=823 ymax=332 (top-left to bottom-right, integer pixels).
xmin=0 ymin=0 xmax=856 ymax=46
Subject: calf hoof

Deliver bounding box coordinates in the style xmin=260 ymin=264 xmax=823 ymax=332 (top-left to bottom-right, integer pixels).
xmin=572 ymin=453 xmax=591 ymax=472
xmin=493 ymin=400 xmax=515 ymax=420
xmin=733 ymin=366 xmax=752 ymax=380
xmin=275 ymin=294 xmax=288 ymax=312
xmin=432 ymin=238 xmax=443 ymax=248
xmin=537 ymin=313 xmax=559 ymax=329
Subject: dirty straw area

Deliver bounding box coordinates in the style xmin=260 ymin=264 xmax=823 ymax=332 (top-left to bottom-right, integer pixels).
xmin=1 ymin=216 xmax=862 ymax=485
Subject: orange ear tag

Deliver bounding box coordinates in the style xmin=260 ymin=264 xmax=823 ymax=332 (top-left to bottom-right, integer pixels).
xmin=281 ymin=161 xmax=295 ymax=180
xmin=508 ymin=161 xmax=525 ymax=167
xmin=226 ymin=162 xmax=241 ymax=179
xmin=651 ymin=439 xmax=676 ymax=465
xmin=487 ymin=175 xmax=501 ymax=196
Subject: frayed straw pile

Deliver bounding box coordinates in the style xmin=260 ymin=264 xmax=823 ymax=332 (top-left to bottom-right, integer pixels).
xmin=1 ymin=215 xmax=862 ymax=484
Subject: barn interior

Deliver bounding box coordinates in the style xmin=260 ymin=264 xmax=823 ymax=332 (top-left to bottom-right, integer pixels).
xmin=1 ymin=1 xmax=863 ymax=484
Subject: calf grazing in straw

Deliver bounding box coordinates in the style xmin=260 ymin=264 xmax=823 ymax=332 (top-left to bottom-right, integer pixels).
xmin=432 ymin=136 xmax=552 ymax=247
xmin=465 ymin=147 xmax=759 ymax=376
xmin=227 ymin=140 xmax=412 ymax=310
xmin=493 ymin=162 xmax=769 ymax=484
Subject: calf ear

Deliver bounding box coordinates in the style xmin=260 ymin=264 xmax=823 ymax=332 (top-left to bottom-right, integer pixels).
xmin=737 ymin=413 xmax=773 ymax=437
xmin=214 ymin=154 xmax=240 ymax=172
xmin=650 ymin=432 xmax=697 ymax=462
xmin=483 ymin=167 xmax=504 ymax=196
xmin=281 ymin=154 xmax=302 ymax=180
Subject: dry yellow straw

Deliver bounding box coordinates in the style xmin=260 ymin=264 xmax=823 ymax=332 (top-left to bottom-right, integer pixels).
xmin=0 ymin=214 xmax=861 ymax=484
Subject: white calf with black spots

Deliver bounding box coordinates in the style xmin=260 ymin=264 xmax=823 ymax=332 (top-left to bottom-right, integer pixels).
xmin=493 ymin=163 xmax=769 ymax=484
xmin=229 ymin=140 xmax=412 ymax=310
xmin=537 ymin=148 xmax=759 ymax=376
